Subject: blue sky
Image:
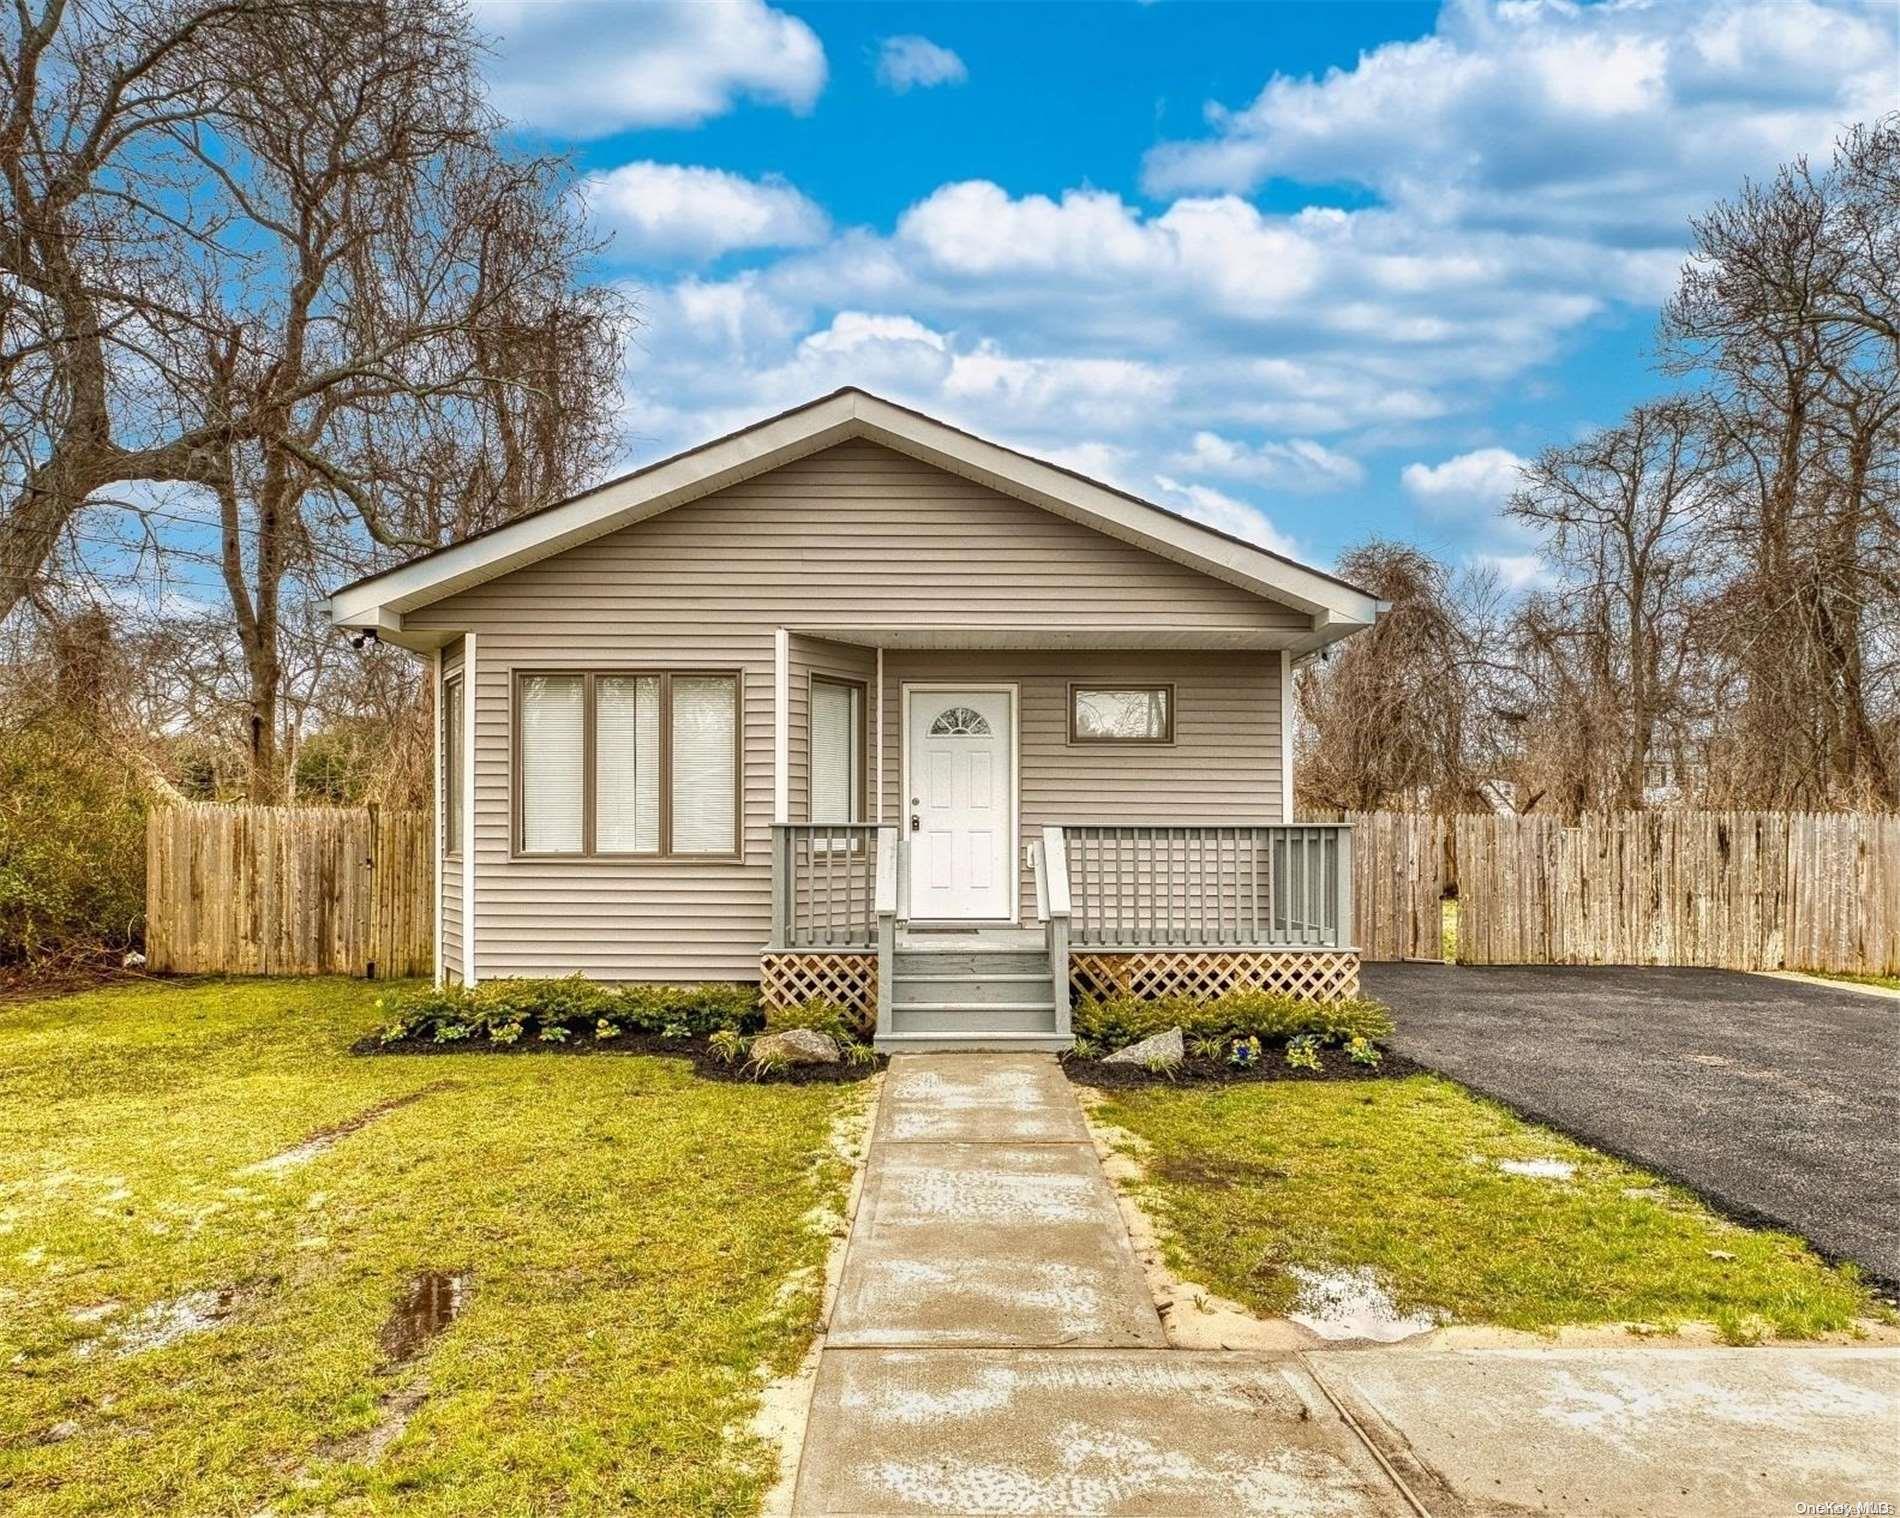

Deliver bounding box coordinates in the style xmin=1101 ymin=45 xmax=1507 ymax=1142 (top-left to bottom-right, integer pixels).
xmin=474 ymin=1 xmax=1892 ymax=583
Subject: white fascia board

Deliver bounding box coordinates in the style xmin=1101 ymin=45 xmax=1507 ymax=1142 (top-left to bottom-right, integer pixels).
xmin=328 ymin=396 xmax=860 ymax=626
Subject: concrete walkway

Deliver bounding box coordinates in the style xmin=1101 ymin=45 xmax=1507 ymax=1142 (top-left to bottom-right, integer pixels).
xmin=793 ymin=1054 xmax=1408 ymax=1516
xmin=789 ymin=1053 xmax=1900 ymax=1517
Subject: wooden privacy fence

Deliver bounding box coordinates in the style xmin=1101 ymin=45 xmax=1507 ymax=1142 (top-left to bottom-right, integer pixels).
xmin=146 ymin=804 xmax=433 ymax=978
xmin=1332 ymin=809 xmax=1899 ymax=976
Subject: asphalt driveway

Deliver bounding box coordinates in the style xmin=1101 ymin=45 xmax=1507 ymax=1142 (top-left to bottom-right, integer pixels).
xmin=1361 ymin=963 xmax=1900 ymax=1288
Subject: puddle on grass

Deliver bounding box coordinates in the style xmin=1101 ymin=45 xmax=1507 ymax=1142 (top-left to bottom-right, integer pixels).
xmin=239 ymin=1085 xmax=449 ymax=1177
xmin=376 ymin=1271 xmax=469 ymax=1370
xmin=76 ymin=1289 xmax=236 ymax=1358
xmin=1285 ymin=1265 xmax=1441 ymax=1343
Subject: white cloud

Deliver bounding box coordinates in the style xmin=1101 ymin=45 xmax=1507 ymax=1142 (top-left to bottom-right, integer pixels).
xmin=584 ymin=163 xmax=827 ymax=260
xmin=1473 ymin=551 xmax=1554 ymax=593
xmin=1172 ymin=431 xmax=1365 ymax=493
xmin=1401 ymin=447 xmax=1529 ymax=518
xmin=1150 ymin=476 xmax=1302 ymax=558
xmin=479 ymin=0 xmax=825 ymax=136
xmin=1143 ymin=0 xmax=1889 ymax=246
xmin=876 ymin=35 xmax=967 ymax=92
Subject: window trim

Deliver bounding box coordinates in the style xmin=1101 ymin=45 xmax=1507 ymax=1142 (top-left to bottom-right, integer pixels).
xmin=510 ymin=667 xmax=745 ymax=863
xmin=806 ymin=672 xmax=868 ymax=825
xmin=443 ymin=671 xmax=465 ymax=858
xmin=1067 ymin=681 xmax=1177 ymax=746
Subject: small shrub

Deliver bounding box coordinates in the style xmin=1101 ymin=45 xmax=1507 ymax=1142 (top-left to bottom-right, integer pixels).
xmin=764 ymin=996 xmax=858 ymax=1045
xmin=1073 ymin=989 xmax=1393 ymax=1051
xmin=1285 ymin=1034 xmax=1323 ymax=1071
xmin=433 ymin=1022 xmax=471 ymax=1044
xmin=1068 ymin=1035 xmax=1099 ymax=1060
xmin=707 ymin=1028 xmax=748 ymax=1066
xmin=1189 ymin=1034 xmax=1227 ymax=1061
xmin=745 ymin=1046 xmax=789 ymax=1081
xmin=377 ymin=976 xmax=761 ymax=1047
xmin=1347 ymin=1035 xmax=1382 ymax=1068
xmin=842 ymin=1040 xmax=878 ymax=1069
xmin=537 ymin=1025 xmax=570 ymax=1043
xmin=1228 ymin=1035 xmax=1262 ymax=1068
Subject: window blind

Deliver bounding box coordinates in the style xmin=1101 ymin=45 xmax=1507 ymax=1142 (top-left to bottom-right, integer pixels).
xmin=810 ymin=679 xmax=859 ymax=822
xmin=670 ymin=675 xmax=737 ymax=854
xmin=520 ymin=674 xmax=584 ymax=853
xmin=596 ymin=675 xmax=660 ymax=852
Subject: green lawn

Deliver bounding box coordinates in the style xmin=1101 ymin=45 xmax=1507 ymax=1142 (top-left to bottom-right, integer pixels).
xmin=1096 ymin=1075 xmax=1882 ymax=1344
xmin=1808 ymin=970 xmax=1900 ymax=992
xmin=0 ymin=978 xmax=855 ymax=1517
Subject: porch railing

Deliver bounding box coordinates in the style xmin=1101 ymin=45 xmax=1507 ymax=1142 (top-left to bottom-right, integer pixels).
xmin=1058 ymin=823 xmax=1353 ymax=949
xmin=769 ymin=823 xmax=895 ymax=950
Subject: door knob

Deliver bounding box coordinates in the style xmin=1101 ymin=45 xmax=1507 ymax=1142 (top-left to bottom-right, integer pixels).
xmin=910 ymin=814 xmax=921 ymax=831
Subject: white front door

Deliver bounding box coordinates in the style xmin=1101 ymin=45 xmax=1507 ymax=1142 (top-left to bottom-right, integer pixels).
xmin=906 ymin=687 xmax=1014 ymax=920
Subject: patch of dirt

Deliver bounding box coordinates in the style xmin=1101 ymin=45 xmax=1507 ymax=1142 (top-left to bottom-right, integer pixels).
xmin=73 ymin=1287 xmax=239 ymax=1358
xmin=358 ymin=1030 xmax=884 ymax=1084
xmin=1149 ymin=1153 xmax=1287 ymax=1189
xmin=239 ymin=1084 xmax=455 ymax=1177
xmin=1066 ymin=1044 xmax=1424 ymax=1089
xmin=0 ymin=965 xmax=148 ymax=1006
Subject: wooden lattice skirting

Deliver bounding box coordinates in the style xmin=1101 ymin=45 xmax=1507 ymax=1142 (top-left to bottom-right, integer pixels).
xmin=1070 ymin=949 xmax=1360 ymax=1003
xmin=759 ymin=951 xmax=878 ymax=1023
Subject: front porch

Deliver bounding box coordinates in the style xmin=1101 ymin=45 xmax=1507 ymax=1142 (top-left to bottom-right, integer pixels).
xmin=762 ymin=820 xmax=1359 ymax=1051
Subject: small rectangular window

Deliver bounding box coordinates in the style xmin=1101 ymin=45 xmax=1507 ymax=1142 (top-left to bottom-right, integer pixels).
xmin=443 ymin=672 xmax=464 ymax=854
xmin=670 ymin=675 xmax=738 ymax=855
xmin=596 ymin=675 xmax=661 ymax=853
xmin=809 ymin=676 xmax=864 ymax=823
xmin=1070 ymin=683 xmax=1174 ymax=744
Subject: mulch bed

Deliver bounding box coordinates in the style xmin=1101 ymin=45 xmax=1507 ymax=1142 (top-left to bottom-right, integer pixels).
xmin=1065 ymin=1044 xmax=1425 ymax=1089
xmin=356 ymin=1030 xmax=883 ymax=1084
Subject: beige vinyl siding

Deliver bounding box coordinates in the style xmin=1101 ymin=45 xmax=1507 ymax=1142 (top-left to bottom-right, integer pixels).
xmin=885 ymin=649 xmax=1285 ymax=927
xmin=407 ymin=442 xmax=1298 ymax=982
xmin=439 ymin=639 xmax=465 ymax=983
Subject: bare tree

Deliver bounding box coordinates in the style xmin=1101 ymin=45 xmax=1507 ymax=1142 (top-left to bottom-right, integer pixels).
xmin=3 ymin=0 xmax=628 ymax=798
xmin=1295 ymin=540 xmax=1503 ymax=815
xmin=1506 ymin=401 xmax=1724 ymax=814
xmin=1662 ymin=115 xmax=1900 ymax=808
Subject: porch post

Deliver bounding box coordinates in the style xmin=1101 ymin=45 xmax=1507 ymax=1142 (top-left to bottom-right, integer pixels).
xmin=1279 ymin=649 xmax=1295 ymax=823
xmin=874 ymin=825 xmax=898 ymax=1040
xmin=1043 ymin=826 xmax=1073 ymax=1038
xmin=768 ymin=826 xmax=789 ymax=951
xmin=773 ymin=628 xmax=789 ymax=825
xmin=432 ymin=646 xmax=444 ymax=989
xmin=1333 ymin=823 xmax=1354 ymax=949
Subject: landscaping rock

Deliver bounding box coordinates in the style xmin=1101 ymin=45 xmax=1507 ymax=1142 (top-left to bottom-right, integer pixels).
xmin=752 ymin=1028 xmax=841 ymax=1066
xmin=1102 ymin=1027 xmax=1184 ymax=1067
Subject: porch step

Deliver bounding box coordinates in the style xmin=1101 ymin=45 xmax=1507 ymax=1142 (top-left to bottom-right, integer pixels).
xmin=890 ymin=1001 xmax=1058 ymax=1033
xmin=873 ymin=1031 xmax=1074 ymax=1054
xmin=893 ymin=949 xmax=1049 ymax=977
xmin=892 ymin=972 xmax=1051 ymax=1006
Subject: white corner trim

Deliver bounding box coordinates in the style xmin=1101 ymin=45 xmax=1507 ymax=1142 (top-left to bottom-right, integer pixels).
xmin=1280 ymin=650 xmax=1295 ymax=823
xmin=461 ymin=631 xmax=478 ymax=987
xmin=773 ymin=628 xmax=790 ymax=824
xmin=874 ymin=646 xmax=884 ymax=824
xmin=432 ymin=646 xmax=444 ymax=989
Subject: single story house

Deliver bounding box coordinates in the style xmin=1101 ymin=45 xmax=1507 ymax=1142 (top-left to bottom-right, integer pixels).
xmin=328 ymin=389 xmax=1382 ymax=1050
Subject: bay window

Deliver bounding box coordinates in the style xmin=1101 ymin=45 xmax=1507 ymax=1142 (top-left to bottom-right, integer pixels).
xmin=513 ymin=670 xmax=741 ymax=859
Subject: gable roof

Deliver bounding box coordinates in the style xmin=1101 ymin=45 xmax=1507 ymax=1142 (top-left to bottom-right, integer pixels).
xmin=326 ymin=387 xmax=1384 ymax=647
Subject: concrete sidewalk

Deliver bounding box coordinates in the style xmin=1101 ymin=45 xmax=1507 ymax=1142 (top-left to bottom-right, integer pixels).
xmin=786 ymin=1053 xmax=1900 ymax=1517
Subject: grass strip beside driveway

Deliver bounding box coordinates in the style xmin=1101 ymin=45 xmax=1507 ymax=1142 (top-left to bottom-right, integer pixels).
xmin=1094 ymin=1075 xmax=1881 ymax=1345
xmin=0 ymin=977 xmax=852 ymax=1517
